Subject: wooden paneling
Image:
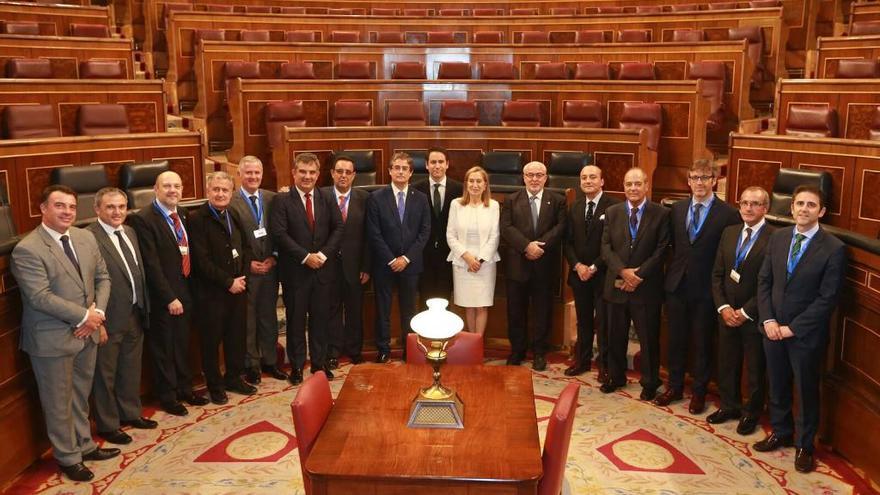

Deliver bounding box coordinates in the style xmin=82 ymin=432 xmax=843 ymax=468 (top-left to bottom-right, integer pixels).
xmin=815 ymin=34 xmax=880 ymax=78
xmin=0 ymin=34 xmax=135 ymax=79
xmin=775 ymin=79 xmax=880 ymax=140
xmin=849 ymin=1 xmax=880 ymax=30
xmin=0 ymin=1 xmax=111 ymax=38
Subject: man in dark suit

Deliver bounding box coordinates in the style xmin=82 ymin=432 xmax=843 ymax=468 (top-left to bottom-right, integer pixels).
xmin=600 ymin=167 xmax=670 ymax=399
xmin=707 ymin=186 xmax=775 ymax=435
xmin=413 ymin=147 xmax=463 ymax=306
xmin=655 ymin=161 xmax=741 ymax=414
xmin=270 ymin=153 xmax=344 ymax=383
xmin=87 ymin=187 xmax=157 ymax=446
xmin=365 ymin=152 xmax=431 ymax=363
xmin=12 ymin=185 xmax=117 ymax=481
xmin=229 ymin=156 xmax=287 ymax=384
xmin=189 ymin=171 xmax=257 ymax=405
xmin=564 ymin=165 xmax=619 ymax=379
xmin=130 ymin=171 xmax=209 ymax=416
xmin=323 ymin=155 xmax=371 ymax=367
xmin=500 ymin=161 xmax=567 ymax=371
xmin=754 ymin=185 xmax=846 ymax=473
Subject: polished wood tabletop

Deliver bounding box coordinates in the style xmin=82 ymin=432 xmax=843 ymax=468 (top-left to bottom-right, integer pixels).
xmin=305 ymin=364 xmax=543 ymax=495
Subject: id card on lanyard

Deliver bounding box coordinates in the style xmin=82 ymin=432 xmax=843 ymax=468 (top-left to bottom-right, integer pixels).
xmin=242 ymin=190 xmax=268 ymax=239
xmin=730 ymin=225 xmax=763 ymax=283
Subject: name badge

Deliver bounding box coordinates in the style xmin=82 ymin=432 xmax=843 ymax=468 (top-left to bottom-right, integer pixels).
xmin=729 ymin=269 xmax=741 ymax=283
xmin=253 ymin=227 xmax=267 ymax=238
xmin=179 ymin=246 xmax=189 ymax=256
xmin=232 ymin=248 xmax=240 ymax=259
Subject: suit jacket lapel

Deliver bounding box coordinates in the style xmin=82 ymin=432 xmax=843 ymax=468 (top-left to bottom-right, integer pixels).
xmin=94 ymin=227 xmax=129 ymax=277
xmin=41 ymin=228 xmax=85 ymax=289
xmin=573 ymin=199 xmax=587 ymax=235
xmin=787 ymin=228 xmax=823 ymax=283
xmin=691 ymin=197 xmax=720 ymax=243
xmin=632 ymin=202 xmax=651 ymax=249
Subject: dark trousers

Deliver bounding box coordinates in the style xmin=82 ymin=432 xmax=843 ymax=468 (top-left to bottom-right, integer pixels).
xmin=607 ymin=299 xmax=661 ymax=391
xmin=665 ymin=288 xmax=717 ymax=395
xmin=147 ymin=300 xmax=193 ymax=405
xmin=199 ymin=292 xmax=246 ymax=392
xmin=373 ymin=270 xmax=418 ymax=356
xmin=717 ymin=321 xmax=767 ymax=415
xmin=571 ymin=277 xmax=606 ymax=369
xmin=418 ymin=246 xmax=452 ymax=307
xmin=506 ymin=276 xmax=554 ymax=357
xmin=92 ymin=309 xmax=144 ymax=432
xmin=244 ymin=269 xmax=280 ymax=368
xmin=328 ymin=267 xmax=365 ymax=359
xmin=764 ymin=336 xmax=823 ymax=452
xmin=282 ymin=273 xmax=332 ymax=370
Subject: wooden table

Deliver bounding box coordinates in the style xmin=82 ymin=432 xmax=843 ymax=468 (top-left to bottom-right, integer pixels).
xmin=305 ymin=364 xmax=543 ymax=495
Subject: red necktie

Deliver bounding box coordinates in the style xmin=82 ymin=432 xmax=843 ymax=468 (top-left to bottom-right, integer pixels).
xmin=169 ymin=211 xmax=190 ymax=277
xmin=338 ymin=195 xmax=348 ymax=222
xmin=305 ymin=192 xmax=315 ymax=231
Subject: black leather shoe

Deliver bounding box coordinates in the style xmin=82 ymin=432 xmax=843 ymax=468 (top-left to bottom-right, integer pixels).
xmin=289 ymin=369 xmax=304 ymax=385
xmin=707 ymin=409 xmax=742 ymax=424
xmin=564 ymin=363 xmax=589 ymax=376
xmin=60 ymin=462 xmax=94 ymax=482
xmin=532 ymin=355 xmax=547 ymax=371
xmin=245 ymin=368 xmax=262 ymax=385
xmin=376 ymin=352 xmax=390 ymax=364
xmin=121 ymin=417 xmax=158 ymax=429
xmin=795 ymin=448 xmax=815 ymax=473
xmin=99 ymin=429 xmax=132 ymax=445
xmin=753 ymin=433 xmax=794 ymax=452
xmin=688 ymin=394 xmax=707 ymax=415
xmin=653 ymin=389 xmax=684 ymax=407
xmin=737 ymin=415 xmax=759 ymax=435
xmin=311 ymin=365 xmax=334 ymax=380
xmin=506 ymin=354 xmax=524 ymax=366
xmin=161 ymin=401 xmax=188 ymax=417
xmin=262 ymin=365 xmax=288 ymax=380
xmin=227 ymin=380 xmax=257 ymax=395
xmin=328 ymin=357 xmax=339 ymax=370
xmin=639 ymin=387 xmax=657 ymax=401
xmin=83 ymin=447 xmax=121 ymax=461
xmin=600 ymin=382 xmax=622 ymax=394
xmin=350 ymin=355 xmax=365 ymax=365
xmin=210 ymin=390 xmax=229 ymax=405
xmin=180 ymin=393 xmax=209 ymax=406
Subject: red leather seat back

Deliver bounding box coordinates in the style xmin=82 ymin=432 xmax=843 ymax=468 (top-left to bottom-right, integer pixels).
xmin=510 ymin=8 xmax=538 ymax=14
xmin=502 ymin=101 xmax=541 ymax=127
xmin=474 ymin=31 xmax=503 ymax=43
xmin=285 ymin=30 xmax=316 ymax=42
xmin=5 ymin=58 xmax=53 ymax=78
xmin=520 ymin=31 xmax=550 ymax=43
xmin=240 ymin=30 xmax=270 ymax=42
xmin=438 ymin=62 xmax=472 ymax=79
xmin=406 ymin=332 xmax=484 ymax=365
xmin=279 ymin=62 xmax=316 ymax=79
xmin=265 ymin=100 xmax=306 ymax=148
xmin=291 ymin=373 xmax=333 ymax=495
xmin=618 ymin=62 xmax=656 ymax=80
xmin=69 ymin=23 xmax=110 ymax=38
xmin=537 ymin=383 xmax=580 ymax=495
xmin=386 ymin=101 xmax=427 ymax=126
xmin=3 ymin=104 xmax=59 ymax=139
xmin=195 ymin=29 xmax=225 ymax=43
xmin=330 ymin=31 xmax=360 ymax=42
xmin=3 ymin=21 xmax=39 ymax=35
xmin=375 ymin=32 xmax=405 ymax=43
xmin=440 ymin=100 xmax=479 ymax=125
xmin=392 ymin=62 xmax=426 ymax=79
xmin=729 ymin=26 xmax=765 ymax=85
xmin=225 ymin=61 xmax=261 ymax=79
xmin=576 ymin=30 xmax=606 ymax=43
xmin=851 ymin=21 xmax=880 ymax=36
xmin=573 ymin=62 xmax=611 ymax=80
xmin=618 ymin=102 xmax=662 ymax=150
xmin=534 ymin=62 xmax=568 ymax=79
xmin=562 ymin=100 xmax=604 ymax=128
xmin=333 ymin=100 xmax=372 ymax=126
xmin=689 ymin=61 xmax=726 ymax=127
xmin=479 ymin=61 xmax=516 ymax=79
xmin=672 ymin=29 xmax=705 ymax=42
xmin=77 ymin=104 xmax=130 ymax=136
xmin=335 ymin=61 xmax=372 ymax=79
xmin=784 ymin=105 xmax=838 ymax=138
xmin=835 ymin=58 xmax=880 ymax=78
xmin=79 ymin=60 xmax=125 ymax=79
xmin=427 ymin=31 xmax=456 ymax=44
xmin=618 ymin=29 xmax=651 ymax=42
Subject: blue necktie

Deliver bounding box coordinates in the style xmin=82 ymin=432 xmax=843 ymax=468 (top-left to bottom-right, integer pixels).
xmin=397 ymin=191 xmax=405 ymax=222
xmin=689 ymin=203 xmax=703 ymax=243
xmin=787 ymin=233 xmax=806 ymax=278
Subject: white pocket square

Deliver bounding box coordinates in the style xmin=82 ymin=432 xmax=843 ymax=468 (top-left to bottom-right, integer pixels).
xmin=599 ymin=214 xmax=606 ymax=221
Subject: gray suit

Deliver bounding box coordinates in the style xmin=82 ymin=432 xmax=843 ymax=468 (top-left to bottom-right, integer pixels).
xmin=229 ymin=188 xmax=280 ymax=368
xmin=11 ymin=225 xmax=110 ymax=466
xmin=86 ymin=221 xmax=148 ymax=432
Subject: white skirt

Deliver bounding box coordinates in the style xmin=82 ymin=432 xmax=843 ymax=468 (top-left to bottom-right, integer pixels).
xmin=452 ymin=262 xmax=497 ymax=308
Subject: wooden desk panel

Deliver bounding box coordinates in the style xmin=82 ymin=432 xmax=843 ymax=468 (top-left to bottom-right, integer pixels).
xmin=0 ymin=34 xmax=135 ymax=79
xmin=306 ymin=364 xmax=542 ymax=495
xmin=849 ymin=1 xmax=880 ymax=30
xmin=775 ymin=78 xmax=880 ymax=140
xmin=0 ymin=1 xmax=111 ymax=37
xmin=814 ymin=34 xmax=880 ymax=78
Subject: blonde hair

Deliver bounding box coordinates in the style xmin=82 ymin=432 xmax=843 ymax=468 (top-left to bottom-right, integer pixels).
xmin=459 ymin=166 xmax=491 ymax=207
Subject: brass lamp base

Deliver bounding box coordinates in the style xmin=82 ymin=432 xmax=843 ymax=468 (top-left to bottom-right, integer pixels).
xmin=407 ymin=389 xmax=464 ymax=429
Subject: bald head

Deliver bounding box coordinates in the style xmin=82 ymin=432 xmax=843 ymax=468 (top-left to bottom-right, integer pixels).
xmin=580 ymin=165 xmax=604 ymax=199
xmin=154 ymin=171 xmax=183 ymax=209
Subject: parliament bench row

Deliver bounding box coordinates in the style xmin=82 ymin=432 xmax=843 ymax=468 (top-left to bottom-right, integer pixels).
xmin=3 ymin=103 xmax=143 ymax=139
xmin=0 ymin=34 xmax=136 ymax=79
xmin=4 ymin=58 xmax=127 ymax=79
xmin=1 ymin=21 xmax=113 ymax=38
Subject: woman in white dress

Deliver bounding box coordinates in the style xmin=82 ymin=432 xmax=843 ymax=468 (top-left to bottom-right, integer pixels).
xmin=446 ymin=166 xmax=500 ymax=335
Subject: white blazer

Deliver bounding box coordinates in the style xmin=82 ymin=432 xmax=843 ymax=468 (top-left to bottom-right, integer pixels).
xmin=446 ymin=199 xmax=501 ymax=267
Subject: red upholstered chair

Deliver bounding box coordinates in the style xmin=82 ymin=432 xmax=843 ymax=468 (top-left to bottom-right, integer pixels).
xmin=479 ymin=61 xmax=516 ymax=79
xmin=405 ymin=332 xmax=484 ymax=364
xmin=439 ymin=9 xmax=466 ymax=16
xmin=749 ymin=0 xmax=780 ymax=6
xmin=225 ymin=61 xmax=260 ymax=80
xmin=502 ymin=101 xmax=541 ymax=127
xmin=551 ymin=7 xmax=578 ymax=14
xmin=520 ymin=31 xmax=550 ymax=43
xmin=195 ymin=29 xmax=225 ymax=43
xmin=403 ymin=9 xmax=429 ymax=16
xmin=474 ymin=31 xmax=503 ymax=43
xmin=291 ymin=372 xmax=333 ymax=495
xmin=280 ymin=7 xmax=306 ymax=14
xmin=851 ymin=21 xmax=880 ymax=35
xmin=707 ymin=2 xmax=737 ymax=9
xmin=573 ymin=62 xmax=611 ymax=80
xmin=240 ymin=29 xmax=270 ymax=42
xmin=327 ymin=8 xmax=353 ymax=15
xmin=279 ymin=62 xmax=316 ymax=79
xmin=598 ymin=6 xmax=624 ymax=13
xmin=636 ymin=5 xmax=663 ymax=13
xmin=784 ymin=105 xmax=838 ymax=138
xmin=510 ymin=8 xmax=539 ymax=15
xmin=671 ymin=3 xmax=701 ymax=11
xmin=534 ymin=62 xmax=569 ymax=79
xmin=576 ymin=30 xmax=606 ymax=43
xmin=618 ymin=102 xmax=662 ymax=151
xmin=537 ymin=383 xmax=580 ymax=495
xmin=77 ymin=104 xmax=130 ymax=135
xmin=618 ymin=29 xmax=651 ymax=42
xmin=437 ymin=62 xmax=472 ymax=79
xmin=333 ymin=100 xmax=372 ymax=126
xmin=836 ymin=59 xmax=880 ymax=78
xmin=371 ymin=8 xmax=398 ymax=15
xmin=427 ymin=31 xmax=456 ymax=43
xmin=285 ymin=31 xmax=316 ymax=42
xmin=69 ymin=23 xmax=110 ymax=38
xmin=79 ymin=60 xmax=125 ymax=79
xmin=440 ymin=100 xmax=479 ymax=125
xmin=617 ymin=62 xmax=656 ymax=80
xmin=246 ymin=5 xmax=272 ymax=13
xmin=375 ymin=32 xmax=405 ymax=43
xmin=330 ymin=31 xmax=360 ymax=42
xmin=688 ymin=61 xmax=727 ymax=129
xmin=672 ymin=29 xmax=706 ymax=41
xmin=473 ymin=8 xmax=502 ymax=15
xmin=386 ymin=101 xmax=427 ymax=125
xmin=392 ymin=61 xmax=426 ymax=79
xmin=3 ymin=105 xmax=59 ymax=139
xmin=3 ymin=21 xmax=39 ymax=35
xmin=729 ymin=26 xmax=765 ymax=86
xmin=870 ymin=107 xmax=880 ymax=141
xmin=5 ymin=58 xmax=53 ymax=78
xmin=265 ymin=100 xmax=306 ymax=149
xmin=562 ymin=100 xmax=604 ymax=128
xmin=335 ymin=61 xmax=372 ymax=79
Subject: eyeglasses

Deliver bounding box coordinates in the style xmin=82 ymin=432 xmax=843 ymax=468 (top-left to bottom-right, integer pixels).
xmin=390 ymin=165 xmax=411 ymax=172
xmin=739 ymin=200 xmax=766 ymax=208
xmin=524 ymin=173 xmax=546 ymax=179
xmin=688 ymin=175 xmax=714 ymax=183
xmin=333 ymin=169 xmax=355 ymax=175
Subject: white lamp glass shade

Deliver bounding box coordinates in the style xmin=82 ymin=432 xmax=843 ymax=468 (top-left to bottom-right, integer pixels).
xmin=410 ymin=298 xmax=464 ymax=340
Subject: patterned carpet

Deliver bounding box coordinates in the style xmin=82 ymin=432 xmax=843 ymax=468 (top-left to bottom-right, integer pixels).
xmin=7 ymin=355 xmax=878 ymax=495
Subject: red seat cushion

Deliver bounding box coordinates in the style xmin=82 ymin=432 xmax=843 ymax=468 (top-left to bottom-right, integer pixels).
xmin=618 ymin=102 xmax=662 ymax=151
xmin=617 ymin=62 xmax=656 ymax=80
xmin=69 ymin=23 xmax=110 ymax=38
xmin=285 ymin=30 xmax=315 ymax=42
xmin=77 ymin=104 xmax=130 ymax=136
xmin=520 ymin=31 xmax=549 ymax=43
xmin=835 ymin=59 xmax=880 ymax=78
xmin=330 ymin=31 xmax=360 ymax=42
xmin=3 ymin=104 xmax=59 ymax=139
xmin=534 ymin=63 xmax=568 ymax=79
xmin=335 ymin=61 xmax=372 ymax=79
xmin=3 ymin=21 xmax=39 ymax=35
xmin=576 ymin=30 xmax=606 ymax=43
xmin=537 ymin=384 xmax=580 ymax=495
xmin=386 ymin=101 xmax=427 ymax=126
xmin=333 ymin=100 xmax=372 ymax=126
xmin=5 ymin=58 xmax=53 ymax=78
xmin=375 ymin=32 xmax=405 ymax=43
xmin=479 ymin=61 xmax=516 ymax=79
xmin=265 ymin=100 xmax=306 ymax=148
xmin=240 ymin=30 xmax=270 ymax=42
xmin=437 ymin=62 xmax=472 ymax=79
xmin=291 ymin=373 xmax=332 ymax=495
xmin=784 ymin=105 xmax=838 ymax=138
xmin=618 ymin=29 xmax=651 ymax=42
xmin=502 ymin=101 xmax=541 ymax=127
xmin=573 ymin=62 xmax=610 ymax=80
xmin=79 ymin=60 xmax=125 ymax=79
xmin=562 ymin=100 xmax=604 ymax=128
xmin=427 ymin=32 xmax=456 ymax=43
xmin=279 ymin=62 xmax=316 ymax=79
xmin=672 ymin=29 xmax=705 ymax=42
xmin=474 ymin=31 xmax=503 ymax=43
xmin=391 ymin=62 xmax=426 ymax=79
xmin=440 ymin=100 xmax=479 ymax=125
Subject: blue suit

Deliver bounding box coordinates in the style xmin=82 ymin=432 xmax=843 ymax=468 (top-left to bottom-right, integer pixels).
xmin=365 ymin=185 xmax=431 ymax=355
